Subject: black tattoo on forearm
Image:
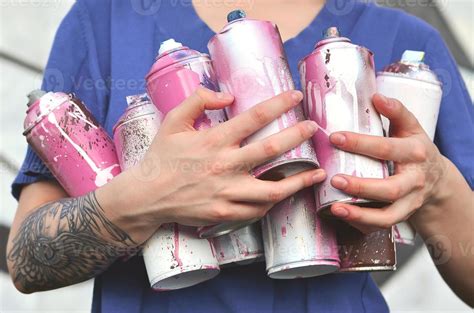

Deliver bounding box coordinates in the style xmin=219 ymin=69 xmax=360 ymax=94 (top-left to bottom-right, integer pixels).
xmin=7 ymin=192 xmax=136 ymax=292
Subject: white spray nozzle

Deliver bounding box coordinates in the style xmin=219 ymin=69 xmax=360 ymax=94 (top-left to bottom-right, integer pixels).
xmin=158 ymin=38 xmax=183 ymax=55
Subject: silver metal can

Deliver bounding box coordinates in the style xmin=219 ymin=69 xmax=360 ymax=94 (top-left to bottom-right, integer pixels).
xmin=262 ymin=165 xmax=340 ymax=279
xmin=113 ymin=94 xmax=220 ymax=290
xmin=377 ymin=50 xmax=443 ymax=245
xmin=212 ymin=223 xmax=264 ymax=266
xmin=298 ymin=27 xmax=389 ymax=216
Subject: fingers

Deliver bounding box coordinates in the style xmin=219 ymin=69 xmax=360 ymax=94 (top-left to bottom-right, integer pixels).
xmin=221 ymin=169 xmax=326 ymax=203
xmin=330 ymin=171 xmax=424 ymax=202
xmin=372 ymin=94 xmax=424 ymax=137
xmin=218 ymin=90 xmax=303 ymax=144
xmin=329 ymin=132 xmax=427 ymax=163
xmin=232 ymin=120 xmax=317 ymax=167
xmin=330 ymin=191 xmax=422 ymax=233
xmin=161 ymin=88 xmax=234 ymax=134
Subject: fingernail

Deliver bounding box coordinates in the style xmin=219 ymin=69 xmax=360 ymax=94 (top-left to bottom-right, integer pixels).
xmin=216 ymin=92 xmax=233 ymax=100
xmin=330 ymin=133 xmax=346 ymax=145
xmin=331 ymin=175 xmax=348 ymax=189
xmin=378 ymin=94 xmax=393 ymax=109
xmin=306 ymin=121 xmax=318 ymax=134
xmin=333 ymin=206 xmax=349 ymax=218
xmin=291 ymin=90 xmax=303 ymax=103
xmin=312 ymin=170 xmax=326 ymax=183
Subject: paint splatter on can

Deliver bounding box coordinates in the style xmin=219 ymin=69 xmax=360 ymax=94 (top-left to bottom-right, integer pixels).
xmin=212 ymin=223 xmax=264 ymax=266
xmin=298 ymin=27 xmax=389 ymax=216
xmin=262 ymin=186 xmax=340 ymax=279
xmin=23 ymin=91 xmax=120 ymax=197
xmin=377 ymin=50 xmax=443 ymax=245
xmin=113 ymin=94 xmax=220 ymax=290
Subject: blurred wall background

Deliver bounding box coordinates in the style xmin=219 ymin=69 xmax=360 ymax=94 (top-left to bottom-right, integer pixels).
xmin=0 ymin=0 xmax=472 ymax=312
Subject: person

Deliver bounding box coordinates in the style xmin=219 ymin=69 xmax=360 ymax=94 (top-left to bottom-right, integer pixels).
xmin=6 ymin=0 xmax=473 ymax=312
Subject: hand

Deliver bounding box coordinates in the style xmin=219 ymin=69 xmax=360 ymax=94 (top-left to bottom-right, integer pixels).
xmin=327 ymin=94 xmax=447 ymax=233
xmin=108 ymin=87 xmax=324 ymax=242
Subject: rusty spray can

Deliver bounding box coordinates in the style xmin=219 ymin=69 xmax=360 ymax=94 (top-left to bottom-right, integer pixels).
xmin=113 ymin=94 xmax=220 ymax=291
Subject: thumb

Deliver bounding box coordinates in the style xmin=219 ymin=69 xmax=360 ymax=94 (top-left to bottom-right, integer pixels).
xmin=161 ymin=87 xmax=234 ymax=134
xmin=373 ymin=93 xmax=424 ymax=137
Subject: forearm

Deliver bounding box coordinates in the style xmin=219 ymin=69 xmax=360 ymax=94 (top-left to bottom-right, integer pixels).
xmin=410 ymin=157 xmax=474 ymax=306
xmin=6 ymin=190 xmax=137 ymax=293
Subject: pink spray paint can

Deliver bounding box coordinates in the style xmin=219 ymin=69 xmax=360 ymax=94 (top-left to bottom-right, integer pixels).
xmin=113 ymin=94 xmax=220 ymax=291
xmin=261 ymin=166 xmax=340 ymax=279
xmin=145 ymin=38 xmax=237 ymax=238
xmin=208 ymin=10 xmax=318 ymax=180
xmin=299 ymin=27 xmax=389 ymax=215
xmin=299 ymin=28 xmax=396 ymax=272
xmin=23 ymin=90 xmax=121 ymax=197
xmin=377 ymin=50 xmax=443 ymax=245
xmin=205 ymin=10 xmax=319 ymax=237
xmin=146 ymin=38 xmax=226 ymax=130
xmin=212 ymin=223 xmax=264 ymax=266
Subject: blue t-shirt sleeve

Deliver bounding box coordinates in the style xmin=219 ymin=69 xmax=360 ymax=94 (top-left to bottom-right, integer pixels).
xmin=11 ymin=1 xmax=105 ymax=200
xmin=423 ymin=30 xmax=474 ymax=189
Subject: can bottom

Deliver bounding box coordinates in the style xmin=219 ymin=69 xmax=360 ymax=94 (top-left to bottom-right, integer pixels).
xmin=318 ymin=199 xmax=387 ymax=217
xmin=218 ymin=252 xmax=264 ymax=266
xmin=267 ymin=260 xmax=340 ymax=279
xmin=150 ymin=265 xmax=220 ymax=291
xmin=198 ymin=218 xmax=261 ymax=239
xmin=338 ymin=265 xmax=396 ymax=272
xmin=257 ymin=160 xmax=318 ymax=181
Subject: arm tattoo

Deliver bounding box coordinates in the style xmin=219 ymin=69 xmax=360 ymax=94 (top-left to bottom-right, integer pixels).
xmin=8 ymin=192 xmax=136 ymax=292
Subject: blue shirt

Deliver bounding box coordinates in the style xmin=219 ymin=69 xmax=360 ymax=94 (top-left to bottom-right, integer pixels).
xmin=12 ymin=0 xmax=474 ymax=312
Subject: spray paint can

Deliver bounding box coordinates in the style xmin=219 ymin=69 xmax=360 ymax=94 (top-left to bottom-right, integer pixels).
xmin=113 ymin=94 xmax=220 ymax=290
xmin=298 ymin=27 xmax=389 ymax=216
xmin=336 ymin=222 xmax=396 ymax=272
xmin=146 ymin=38 xmax=240 ymax=238
xmin=262 ymin=184 xmax=340 ymax=279
xmin=377 ymin=50 xmax=443 ymax=245
xmin=23 ymin=90 xmax=120 ymax=197
xmin=212 ymin=223 xmax=264 ymax=266
xmin=208 ymin=10 xmax=319 ymax=179
xmin=146 ymin=38 xmax=226 ymax=130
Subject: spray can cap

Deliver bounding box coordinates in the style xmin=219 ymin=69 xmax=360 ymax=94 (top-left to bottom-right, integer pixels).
xmin=227 ymin=9 xmax=246 ymax=22
xmin=158 ymin=38 xmax=183 ymax=55
xmin=27 ymin=89 xmax=46 ymax=107
xmin=401 ymin=50 xmax=425 ymax=64
xmin=323 ymin=27 xmax=340 ymax=38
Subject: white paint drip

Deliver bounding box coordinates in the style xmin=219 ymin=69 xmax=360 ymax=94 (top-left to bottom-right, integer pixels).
xmin=47 ymin=112 xmax=119 ymax=187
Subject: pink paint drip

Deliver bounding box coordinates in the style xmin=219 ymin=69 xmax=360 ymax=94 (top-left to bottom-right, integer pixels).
xmin=281 ymin=226 xmax=287 ymax=237
xmin=173 ymin=225 xmax=183 ymax=267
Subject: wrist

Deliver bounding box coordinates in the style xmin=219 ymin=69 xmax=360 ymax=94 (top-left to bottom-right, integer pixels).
xmin=409 ymin=157 xmax=460 ymax=236
xmin=95 ymin=167 xmax=163 ymax=244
